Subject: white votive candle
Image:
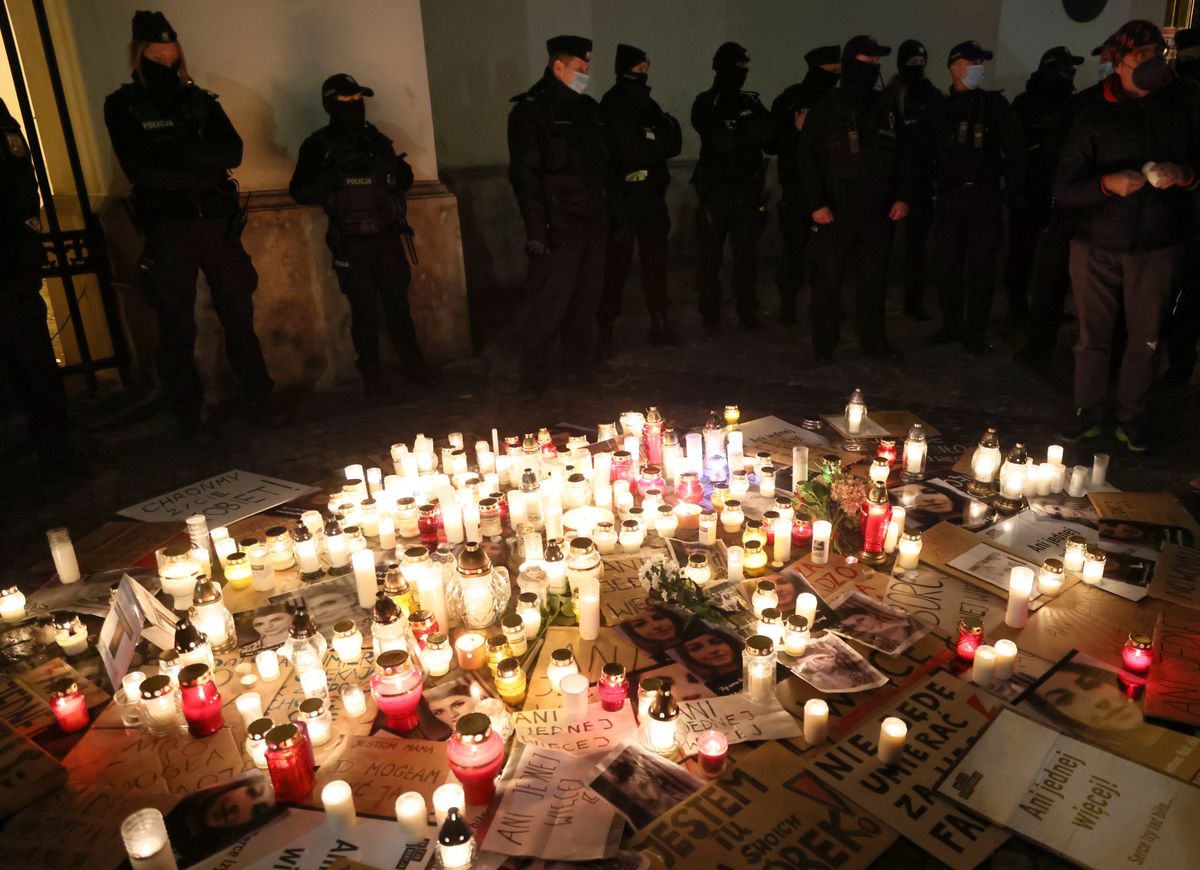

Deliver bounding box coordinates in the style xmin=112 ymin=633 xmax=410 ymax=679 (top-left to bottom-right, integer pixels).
xmin=235 ymin=692 xmax=264 ymax=727
xmin=994 ymin=639 xmax=1018 ymax=680
xmin=1036 ymin=463 xmax=1053 ymax=496
xmin=121 ymin=808 xmax=177 ymax=870
xmin=803 ymin=698 xmax=829 ymax=745
xmin=972 ymin=644 xmax=997 ymax=687
xmin=47 ymin=528 xmax=81 ymax=584
xmin=1091 ymin=453 xmax=1109 ymax=487
xmin=792 ymin=446 xmax=809 ymax=484
xmin=395 ymin=792 xmax=428 ymax=843
xmin=378 ymin=515 xmax=396 ymax=550
xmin=462 ymin=503 xmax=481 ymax=541
xmin=122 ymin=671 xmax=147 ymax=699
xmin=796 ymin=593 xmax=818 ymax=633
xmin=560 ymin=673 xmax=590 ymax=723
xmin=352 ymin=548 xmax=378 ymax=609
xmin=300 ymin=668 xmax=328 ymax=700
xmin=577 ymin=576 xmax=600 ymax=641
xmin=433 ymin=783 xmax=465 ymax=829
xmin=812 ymin=521 xmax=832 ymax=565
xmin=1082 ymin=549 xmax=1106 ymax=585
xmin=1066 ymin=465 xmax=1089 ymax=498
xmin=1046 ymin=445 xmax=1063 ymax=466
xmin=342 ymin=685 xmax=367 ymax=718
xmin=1005 ymin=567 xmax=1033 ymax=629
xmin=256 ymin=650 xmax=280 ymax=682
xmin=896 ymin=532 xmax=922 ymax=571
xmin=883 ymin=507 xmax=906 ymax=554
xmin=322 ymin=780 xmax=356 ymax=832
xmin=773 ymin=517 xmax=792 ymax=563
xmin=877 ymin=717 xmax=907 ymax=764
xmin=727 ymin=546 xmax=744 ymax=581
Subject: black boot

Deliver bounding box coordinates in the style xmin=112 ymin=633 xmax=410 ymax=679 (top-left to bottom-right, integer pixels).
xmin=648 ymin=313 xmax=679 ymax=347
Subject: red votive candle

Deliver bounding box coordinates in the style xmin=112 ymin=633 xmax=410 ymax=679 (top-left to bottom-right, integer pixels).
xmin=447 ymin=712 xmax=505 ymax=805
xmin=48 ymin=677 xmax=89 ymax=732
xmin=417 ymin=505 xmax=441 ymax=546
xmin=697 ymin=729 xmax=728 ymax=775
xmin=598 ymin=662 xmax=630 ymax=712
xmin=408 ymin=610 xmax=439 ymax=650
xmin=791 ymin=518 xmax=813 ymax=548
xmin=1122 ymin=632 xmax=1153 ymax=675
xmin=371 ymin=649 xmax=424 ymax=731
xmin=877 ymin=438 xmax=898 ymax=468
xmin=956 ymin=617 xmax=984 ymax=662
xmin=179 ymin=663 xmax=225 ymax=737
xmin=266 ymin=723 xmax=315 ymax=802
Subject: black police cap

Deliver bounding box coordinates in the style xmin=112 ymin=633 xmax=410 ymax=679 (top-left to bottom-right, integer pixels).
xmin=322 ymin=74 xmax=374 ymax=100
xmin=947 ymin=40 xmax=994 ymax=66
xmin=1039 ymin=46 xmax=1085 ymax=68
xmin=842 ymin=35 xmax=891 ymax=63
xmin=898 ymin=39 xmax=928 ymax=67
xmin=615 ymin=43 xmax=647 ymax=74
xmin=546 ymin=35 xmax=592 ymax=61
xmin=131 ymin=10 xmax=176 ymax=44
xmin=804 ymin=45 xmax=841 ymax=68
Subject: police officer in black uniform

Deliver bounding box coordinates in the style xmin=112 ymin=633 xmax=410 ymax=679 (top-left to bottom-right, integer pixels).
xmin=886 ymin=39 xmax=943 ymax=320
xmin=798 ymin=35 xmax=911 ymax=363
xmin=104 ymin=11 xmax=274 ymax=436
xmin=290 ymin=74 xmax=426 ymax=397
xmin=1006 ymin=46 xmax=1083 ymax=325
xmin=691 ymin=42 xmax=775 ymax=334
xmin=0 ymin=98 xmax=74 ymax=472
xmin=508 ymin=35 xmax=608 ymax=396
xmin=771 ymin=45 xmax=840 ymax=324
xmin=597 ymin=43 xmax=682 ymax=357
xmin=929 ymin=41 xmax=1024 ymax=354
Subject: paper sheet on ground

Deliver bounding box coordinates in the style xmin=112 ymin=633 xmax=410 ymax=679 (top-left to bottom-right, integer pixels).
xmin=513 ymin=700 xmax=638 ymax=754
xmin=118 ymin=468 xmax=317 ymax=526
xmin=1148 ymin=543 xmax=1200 ymax=611
xmin=676 ymin=692 xmax=801 ymax=755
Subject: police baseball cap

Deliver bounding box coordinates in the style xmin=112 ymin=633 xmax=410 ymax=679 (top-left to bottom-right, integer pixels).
xmin=898 ymin=39 xmax=928 ymax=67
xmin=546 ymin=35 xmax=592 ymax=61
xmin=322 ymin=74 xmax=374 ymax=100
xmin=947 ymin=40 xmax=994 ymax=66
xmin=843 ymin=35 xmax=891 ymax=62
xmin=804 ymin=45 xmax=841 ymax=67
xmin=131 ymin=10 xmax=176 ymax=43
xmin=1040 ymin=46 xmax=1085 ymax=68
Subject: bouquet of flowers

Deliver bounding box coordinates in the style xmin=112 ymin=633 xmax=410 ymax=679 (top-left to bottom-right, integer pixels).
xmin=638 ymin=554 xmax=729 ymax=629
xmin=794 ymin=458 xmax=869 ymax=533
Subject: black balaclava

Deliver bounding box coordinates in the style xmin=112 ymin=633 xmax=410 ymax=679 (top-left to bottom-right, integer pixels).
xmin=803 ymin=44 xmax=840 ymax=91
xmin=326 ymin=97 xmax=366 ymax=127
xmin=140 ymin=57 xmax=181 ymax=92
xmin=898 ymin=39 xmax=928 ymax=86
xmin=841 ymin=58 xmax=879 ymax=92
xmin=616 ymin=43 xmax=649 ymax=85
xmin=713 ymin=41 xmax=750 ymax=92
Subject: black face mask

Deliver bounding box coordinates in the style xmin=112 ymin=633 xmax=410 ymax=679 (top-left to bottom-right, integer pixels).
xmin=715 ymin=67 xmax=748 ymax=92
xmin=841 ymin=58 xmax=879 ymax=92
xmin=140 ymin=58 xmax=181 ymax=91
xmin=327 ymin=99 xmax=366 ymax=127
xmin=1132 ymin=55 xmax=1170 ymax=92
xmin=807 ymin=67 xmax=840 ymax=91
xmin=899 ymin=65 xmax=926 ymax=86
xmin=623 ymin=71 xmax=649 ymax=86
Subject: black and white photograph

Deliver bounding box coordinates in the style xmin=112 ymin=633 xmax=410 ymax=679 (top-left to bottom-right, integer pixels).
xmin=947 ymin=543 xmax=1040 ymax=596
xmin=665 ymin=626 xmax=746 ymax=695
xmin=588 ymin=741 xmax=704 ymax=829
xmin=789 ymin=632 xmax=888 ymax=693
xmin=829 ymin=589 xmax=929 ymax=654
xmin=163 ymin=771 xmax=281 ymax=867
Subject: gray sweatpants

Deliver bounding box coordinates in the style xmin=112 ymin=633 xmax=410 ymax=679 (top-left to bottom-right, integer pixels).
xmin=1069 ymin=240 xmax=1183 ymax=421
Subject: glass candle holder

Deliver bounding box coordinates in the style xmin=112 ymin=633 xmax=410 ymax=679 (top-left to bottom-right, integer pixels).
xmin=501 ymin=613 xmax=528 ymax=656
xmin=414 ymin=631 xmax=449 ymax=677
xmin=685 ymin=553 xmax=712 ymax=587
xmin=1038 ymin=558 xmax=1065 ymax=596
xmin=598 ymin=662 xmax=629 ymax=712
xmin=178 ymin=664 xmax=224 ymax=737
xmin=455 ymin=633 xmax=487 ymax=671
xmin=248 ymin=545 xmax=276 ymax=593
xmin=676 ymin=471 xmax=704 ymax=505
xmin=331 ymin=619 xmax=364 ymax=662
xmin=341 ymin=686 xmax=367 ymax=719
xmin=190 ymin=577 xmax=236 ymax=652
xmin=1063 ymin=535 xmax=1089 ymax=573
xmin=486 ymin=635 xmax=513 ymax=673
xmin=438 ymin=806 xmax=476 ymax=870
xmin=639 ymin=685 xmax=681 ymax=760
xmin=174 ymin=617 xmax=215 ymax=672
xmin=546 ymin=648 xmax=579 ymax=692
xmin=783 ymin=614 xmax=810 ymax=656
xmin=757 ymin=608 xmax=784 ymax=647
xmin=48 ymin=677 xmax=89 ymax=732
xmin=741 ymin=519 xmax=768 ymax=549
xmin=592 ymin=521 xmax=618 ymax=555
xmin=968 ymin=427 xmax=1002 ymax=497
xmin=368 ymin=651 xmax=421 ymax=731
xmin=121 ymin=807 xmax=177 ymax=870
xmin=0 ymin=584 xmax=27 ymax=621
xmin=618 ymin=519 xmax=645 ymax=551
xmin=859 ymin=482 xmax=892 ymax=566
xmin=743 ymin=635 xmax=777 ymax=704
xmin=266 ymin=723 xmax=316 ymax=802
xmin=291 ymin=528 xmax=324 ymax=581
xmin=160 ymin=545 xmax=201 ymax=609
xmin=1122 ymin=632 xmax=1153 ymax=675
xmin=417 ymin=505 xmax=441 ymax=547
xmin=245 ymin=717 xmax=274 ymax=769
xmin=751 ymin=580 xmax=778 ymax=616
xmin=1082 ymin=548 xmax=1107 ymax=585
xmin=299 ymin=697 xmax=332 ymax=747
xmin=902 ymin=424 xmax=927 ymax=481
xmin=698 ymin=510 xmax=718 ymax=546
xmin=53 ymin=612 xmax=89 ymax=656
xmin=868 ymin=457 xmax=890 ymax=485
xmin=447 ymin=712 xmax=505 ymax=805
xmin=408 ymin=609 xmax=439 ymax=650
xmin=140 ymin=675 xmax=181 ymax=737
xmin=729 ymin=470 xmax=750 ymax=498
xmin=956 ymin=617 xmax=984 ymax=662
xmin=720 ymin=500 xmax=744 ymax=533
xmin=697 ymin=728 xmax=729 ymax=776
xmin=517 ymin=592 xmax=542 ymax=640
xmin=895 ymin=531 xmax=923 ymax=571
xmin=709 ymin=480 xmax=729 ymax=511
xmin=494 ymin=657 xmax=527 ymax=706
xmin=265 ymin=526 xmax=295 ymax=570
xmin=655 ymin=505 xmax=679 ymax=540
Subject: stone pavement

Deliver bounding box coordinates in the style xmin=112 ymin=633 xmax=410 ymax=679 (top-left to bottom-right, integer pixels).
xmin=3 ymin=287 xmax=1197 ymax=583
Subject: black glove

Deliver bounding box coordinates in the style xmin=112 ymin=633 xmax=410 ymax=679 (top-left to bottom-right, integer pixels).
xmin=525 ymin=238 xmax=549 ymax=256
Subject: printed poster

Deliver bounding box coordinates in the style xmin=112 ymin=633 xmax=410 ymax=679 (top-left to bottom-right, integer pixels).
xmin=938 ymin=708 xmax=1200 ymax=870
xmin=588 ymin=741 xmax=705 ymax=829
xmin=630 ymin=741 xmax=897 ymax=869
xmin=806 ymin=671 xmax=1008 ymax=868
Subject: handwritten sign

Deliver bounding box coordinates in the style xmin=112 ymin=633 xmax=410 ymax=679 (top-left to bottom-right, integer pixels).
xmin=1088 ymin=491 xmax=1200 ymax=533
xmin=599 ymin=554 xmax=650 ymax=624
xmin=884 ymin=566 xmax=1007 ymax=635
xmin=305 ymin=735 xmax=447 ymax=817
xmin=807 ymin=671 xmax=1008 ymax=869
xmin=481 ymin=744 xmax=620 ymax=861
xmin=0 ymin=719 xmax=66 ymax=815
xmin=1148 ymin=543 xmax=1200 ymax=611
xmin=1012 ymin=581 xmax=1158 ymax=665
xmin=524 ymin=627 xmax=655 ymax=710
xmin=939 ymin=709 xmax=1200 ymax=870
xmin=119 ymin=468 xmax=316 ymax=525
xmin=676 ymin=693 xmax=801 ymax=755
xmin=513 ymin=701 xmax=638 ymax=754
xmin=631 ymin=741 xmax=897 ymax=869
xmin=64 ymin=727 xmax=243 ymax=795
xmin=1146 ymin=612 xmax=1200 ymax=728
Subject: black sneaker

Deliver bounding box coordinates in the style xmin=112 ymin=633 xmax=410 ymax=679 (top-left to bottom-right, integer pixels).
xmin=1116 ymin=418 xmax=1154 ymax=453
xmin=1057 ymin=407 xmax=1102 ymax=443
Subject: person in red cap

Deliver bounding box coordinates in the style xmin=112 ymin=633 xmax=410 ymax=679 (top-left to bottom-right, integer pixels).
xmin=798 ymin=35 xmax=910 ymax=363
xmin=104 ymin=10 xmax=277 ymax=440
xmin=1055 ymin=19 xmax=1200 ymax=452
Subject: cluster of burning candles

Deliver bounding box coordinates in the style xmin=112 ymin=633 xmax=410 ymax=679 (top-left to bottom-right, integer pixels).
xmin=26 ymin=398 xmax=1152 ymax=870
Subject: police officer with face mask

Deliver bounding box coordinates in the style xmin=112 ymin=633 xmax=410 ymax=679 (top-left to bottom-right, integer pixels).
xmin=771 ymin=45 xmax=840 ymax=324
xmin=886 ymin=39 xmax=943 ymax=320
xmin=691 ymin=42 xmax=775 ymax=334
xmin=290 ymin=74 xmax=426 ymax=398
xmin=798 ymin=35 xmax=911 ymax=363
xmin=508 ymin=35 xmax=608 ymax=396
xmin=929 ymin=41 xmax=1024 ymax=354
xmin=598 ymin=43 xmax=682 ymax=356
xmin=104 ymin=11 xmax=275 ymax=438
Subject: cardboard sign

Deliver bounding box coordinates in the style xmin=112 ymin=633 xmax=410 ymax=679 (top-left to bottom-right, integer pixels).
xmin=513 ymin=701 xmax=638 ymax=755
xmin=807 ymin=671 xmax=1008 ymax=869
xmin=939 ymin=709 xmax=1200 ymax=870
xmin=675 ymin=693 xmax=801 ymax=756
xmin=1088 ymin=491 xmax=1200 ymax=533
xmin=1147 ymin=543 xmax=1200 ymax=611
xmin=0 ymin=658 xmax=109 ymax=736
xmin=0 ymin=718 xmax=66 ymax=816
xmin=599 ymin=553 xmax=651 ymax=624
xmin=118 ymin=468 xmax=316 ymax=525
xmin=883 ymin=566 xmax=1007 ymax=635
xmin=64 ymin=726 xmax=243 ymax=795
xmin=482 ymin=744 xmax=621 ymax=861
xmin=524 ymin=626 xmax=655 ymax=710
xmin=631 ymin=741 xmax=897 ymax=869
xmin=870 ymin=410 xmax=941 ymax=438
xmin=738 ymin=414 xmax=864 ymax=471
xmin=1145 ymin=612 xmax=1200 ymax=729
xmin=1012 ymin=581 xmax=1159 ymax=665
xmin=306 ymin=735 xmax=448 ymax=817
xmin=821 ymin=413 xmax=891 ymax=440
xmin=793 ymin=552 xmax=881 ymax=604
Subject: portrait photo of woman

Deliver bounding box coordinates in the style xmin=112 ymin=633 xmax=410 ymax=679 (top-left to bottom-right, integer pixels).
xmin=235 ymin=603 xmax=292 ymax=655
xmin=668 ymin=628 xmax=743 ymax=688
xmin=891 ymin=481 xmax=967 ymax=532
xmin=616 ymin=604 xmax=688 ymax=655
xmin=165 ymin=772 xmax=280 ymax=866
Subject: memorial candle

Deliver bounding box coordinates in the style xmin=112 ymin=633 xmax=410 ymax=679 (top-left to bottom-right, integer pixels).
xmin=576 ymin=574 xmax=601 ymax=641
xmin=1005 ymin=566 xmax=1033 ymax=628
xmin=561 ymin=672 xmax=590 ymax=722
xmin=1122 ymin=633 xmax=1153 ymax=675
xmin=783 ymin=614 xmax=810 ymax=656
xmin=46 ymin=527 xmax=81 ymax=584
xmin=994 ymin=639 xmax=1018 ymax=680
xmin=697 ymin=729 xmax=729 ymax=775
xmin=1038 ymin=558 xmax=1065 ymax=596
xmin=0 ymin=584 xmax=26 ymax=621
xmin=121 ymin=808 xmax=177 ymax=870
xmin=455 ymin=633 xmax=487 ymax=671
xmin=322 ymin=780 xmax=356 ymax=832
xmin=48 ymin=677 xmax=89 ymax=732
xmin=956 ymin=617 xmax=984 ymax=662
xmin=883 ymin=506 xmax=906 ymax=554
xmin=773 ymin=516 xmax=792 ymax=563
xmin=877 ymin=717 xmax=907 ymax=765
xmin=742 ymin=635 xmax=777 ymax=704
xmin=256 ymin=649 xmax=281 ymax=682
xmin=1091 ymin=453 xmax=1110 ymax=487
xmin=1082 ymin=548 xmax=1107 ymax=585
xmin=341 ymin=686 xmax=367 ymax=719
xmin=433 ymin=783 xmax=465 ymax=829
xmin=1063 ymin=535 xmax=1088 ymax=573
xmin=896 ymin=531 xmax=923 ymax=571
xmin=811 ymin=521 xmax=832 ymax=565
xmin=235 ymin=692 xmax=264 ymax=727
xmin=803 ymin=698 xmax=829 ymax=744
xmin=598 ymin=662 xmax=629 ymax=712
xmin=495 ymin=657 xmax=528 ymax=707
xmin=972 ymin=645 xmax=997 ymax=687
xmin=796 ymin=593 xmax=818 ymax=633
xmin=265 ymin=723 xmax=315 ymax=802
xmin=447 ymin=713 xmax=505 ymax=805
xmin=370 ymin=650 xmax=423 ymax=731
xmin=438 ymin=807 xmax=476 ymax=870
xmin=394 ymin=792 xmax=428 ymax=843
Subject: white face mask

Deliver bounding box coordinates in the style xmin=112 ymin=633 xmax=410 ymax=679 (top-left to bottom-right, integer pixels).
xmin=1098 ymin=61 xmax=1114 ymax=82
xmin=963 ymin=64 xmax=985 ymax=89
xmin=567 ymin=71 xmax=590 ymax=94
